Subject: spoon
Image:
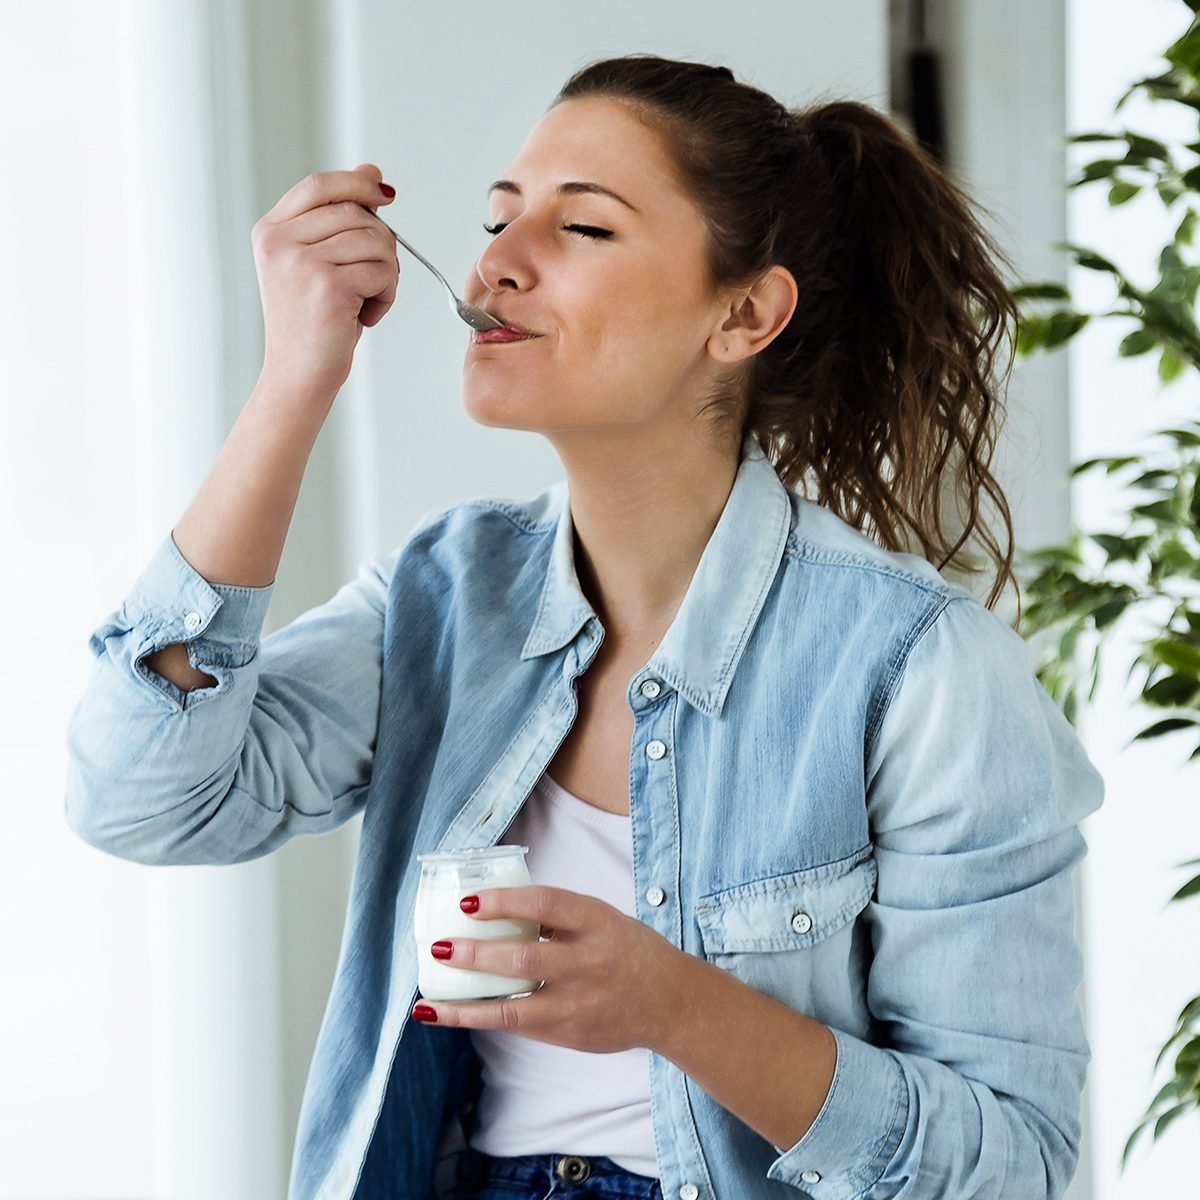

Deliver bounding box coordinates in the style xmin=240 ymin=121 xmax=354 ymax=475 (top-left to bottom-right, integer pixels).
xmin=363 ymin=205 xmax=504 ymax=331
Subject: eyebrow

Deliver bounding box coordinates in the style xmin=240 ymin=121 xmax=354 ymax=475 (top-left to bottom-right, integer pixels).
xmin=486 ymin=179 xmax=641 ymax=214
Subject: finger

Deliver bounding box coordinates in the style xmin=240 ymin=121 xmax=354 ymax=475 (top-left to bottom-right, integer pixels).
xmin=286 ymin=200 xmax=385 ymax=245
xmin=265 ymin=163 xmax=393 ymax=226
xmin=432 ymin=936 xmax=555 ymax=982
xmin=415 ymin=983 xmax=549 ymax=1030
xmin=312 ymin=228 xmax=395 ymax=266
xmin=466 ymin=885 xmax=594 ymax=930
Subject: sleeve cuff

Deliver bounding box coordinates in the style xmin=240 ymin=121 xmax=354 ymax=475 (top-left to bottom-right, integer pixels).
xmin=109 ymin=531 xmax=276 ymax=669
xmin=765 ymin=1026 xmax=908 ymax=1198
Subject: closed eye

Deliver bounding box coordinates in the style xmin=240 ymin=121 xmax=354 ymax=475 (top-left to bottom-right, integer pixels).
xmin=482 ymin=222 xmax=613 ymax=240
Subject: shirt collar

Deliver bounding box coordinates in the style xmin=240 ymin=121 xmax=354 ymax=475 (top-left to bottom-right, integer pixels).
xmin=521 ymin=431 xmax=792 ymax=717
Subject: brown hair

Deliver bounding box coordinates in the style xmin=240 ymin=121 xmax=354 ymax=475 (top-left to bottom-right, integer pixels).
xmin=554 ymin=54 xmax=1020 ymax=619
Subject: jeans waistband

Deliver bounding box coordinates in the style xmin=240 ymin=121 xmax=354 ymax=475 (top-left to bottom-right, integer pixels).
xmin=456 ymin=1146 xmax=663 ymax=1198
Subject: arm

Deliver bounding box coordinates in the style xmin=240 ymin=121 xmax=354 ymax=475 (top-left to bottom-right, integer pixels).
xmin=64 ymin=525 xmax=414 ymax=866
xmin=662 ymin=594 xmax=1104 ymax=1198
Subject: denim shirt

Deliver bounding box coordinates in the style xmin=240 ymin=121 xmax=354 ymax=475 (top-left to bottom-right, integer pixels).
xmin=65 ymin=431 xmax=1103 ymax=1200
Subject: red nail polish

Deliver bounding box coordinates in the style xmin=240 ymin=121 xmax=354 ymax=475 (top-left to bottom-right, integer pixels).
xmin=412 ymin=1004 xmax=437 ymax=1023
xmin=379 ymin=182 xmax=395 ymax=198
xmin=431 ymin=940 xmax=453 ymax=959
xmin=460 ymin=895 xmax=480 ymax=913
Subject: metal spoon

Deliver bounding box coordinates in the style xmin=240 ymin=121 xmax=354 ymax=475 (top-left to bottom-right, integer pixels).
xmin=363 ymin=205 xmax=504 ymax=331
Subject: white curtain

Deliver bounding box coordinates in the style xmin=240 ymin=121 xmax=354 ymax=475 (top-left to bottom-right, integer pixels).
xmin=1 ymin=2 xmax=339 ymax=1195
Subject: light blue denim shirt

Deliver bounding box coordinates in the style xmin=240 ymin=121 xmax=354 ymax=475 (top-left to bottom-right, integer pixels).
xmin=65 ymin=431 xmax=1103 ymax=1200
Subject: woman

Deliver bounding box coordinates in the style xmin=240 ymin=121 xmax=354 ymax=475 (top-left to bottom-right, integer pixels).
xmin=65 ymin=54 xmax=1104 ymax=1200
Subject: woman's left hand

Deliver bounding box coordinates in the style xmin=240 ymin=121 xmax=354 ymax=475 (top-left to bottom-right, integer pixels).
xmin=411 ymin=885 xmax=688 ymax=1054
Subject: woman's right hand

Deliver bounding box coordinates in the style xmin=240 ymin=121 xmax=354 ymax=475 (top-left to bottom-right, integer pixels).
xmin=251 ymin=163 xmax=401 ymax=405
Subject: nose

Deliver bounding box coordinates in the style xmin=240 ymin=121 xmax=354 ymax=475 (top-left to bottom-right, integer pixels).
xmin=470 ymin=222 xmax=533 ymax=300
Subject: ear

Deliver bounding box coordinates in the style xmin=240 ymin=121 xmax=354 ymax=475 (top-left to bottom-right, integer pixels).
xmin=708 ymin=265 xmax=798 ymax=365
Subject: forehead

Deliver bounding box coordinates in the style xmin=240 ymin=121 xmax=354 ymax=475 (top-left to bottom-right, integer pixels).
xmin=501 ymin=96 xmax=685 ymax=202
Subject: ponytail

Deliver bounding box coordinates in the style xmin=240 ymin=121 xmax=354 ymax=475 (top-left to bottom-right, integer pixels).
xmin=556 ymin=56 xmax=1020 ymax=617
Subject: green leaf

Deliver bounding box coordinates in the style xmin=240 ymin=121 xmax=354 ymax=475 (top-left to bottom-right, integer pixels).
xmin=1132 ymin=498 xmax=1181 ymax=522
xmin=1073 ymin=158 xmax=1125 ymax=185
xmin=1109 ymin=181 xmax=1141 ymax=205
xmin=1153 ymin=1099 xmax=1194 ymax=1141
xmin=1160 ymin=348 xmax=1189 ymax=383
xmin=1092 ymin=598 xmax=1129 ymax=630
xmin=1127 ymin=133 xmax=1172 ymax=162
xmin=1143 ymin=673 xmax=1200 ymax=706
xmin=1043 ymin=310 xmax=1090 ymax=349
xmin=1120 ymin=328 xmax=1159 ymax=356
xmin=1092 ymin=533 xmax=1142 ymax=559
xmin=1170 ymin=872 xmax=1200 ymax=902
xmin=1151 ymin=638 xmax=1200 ymax=673
xmin=1176 ymin=208 xmax=1198 ymax=245
xmin=1072 ymin=248 xmax=1121 ymax=273
xmin=1131 ymin=469 xmax=1177 ymax=489
xmin=1158 ymin=180 xmax=1187 ymax=207
xmin=1122 ymin=1117 xmax=1153 ymax=1172
xmin=1162 ymin=426 xmax=1200 ymax=447
xmin=1133 ymin=717 xmax=1198 ymax=741
xmin=1011 ymin=282 xmax=1072 ymax=302
xmin=1070 ymin=453 xmax=1132 ymax=477
xmin=1165 ymin=22 xmax=1200 ymax=76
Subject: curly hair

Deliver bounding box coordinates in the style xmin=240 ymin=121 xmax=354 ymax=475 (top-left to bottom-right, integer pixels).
xmin=554 ymin=54 xmax=1021 ymax=619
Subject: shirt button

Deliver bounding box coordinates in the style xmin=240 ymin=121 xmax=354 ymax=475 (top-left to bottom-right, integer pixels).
xmin=678 ymin=1185 xmax=699 ymax=1200
xmin=646 ymin=740 xmax=667 ymax=760
xmin=640 ymin=679 xmax=661 ymax=699
xmin=791 ymin=910 xmax=813 ymax=935
xmin=800 ymin=1169 xmax=822 ymax=1184
xmin=183 ymin=612 xmax=202 ymax=632
xmin=645 ymin=885 xmax=665 ymax=907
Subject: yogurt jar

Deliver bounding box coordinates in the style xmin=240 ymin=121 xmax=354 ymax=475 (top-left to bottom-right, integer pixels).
xmin=414 ymin=845 xmax=542 ymax=1002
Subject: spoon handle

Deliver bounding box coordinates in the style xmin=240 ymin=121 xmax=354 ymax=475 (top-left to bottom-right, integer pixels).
xmin=367 ymin=208 xmax=454 ymax=297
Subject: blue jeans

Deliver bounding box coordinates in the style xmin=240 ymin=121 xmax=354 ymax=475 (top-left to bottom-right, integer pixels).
xmin=452 ymin=1146 xmax=664 ymax=1199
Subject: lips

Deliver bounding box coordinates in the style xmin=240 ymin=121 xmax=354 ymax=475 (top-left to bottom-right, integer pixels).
xmin=472 ymin=327 xmax=539 ymax=344
xmin=480 ymin=313 xmax=543 ymax=336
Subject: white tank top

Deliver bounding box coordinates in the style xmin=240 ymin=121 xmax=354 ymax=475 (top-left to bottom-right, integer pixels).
xmin=467 ymin=771 xmax=660 ymax=1178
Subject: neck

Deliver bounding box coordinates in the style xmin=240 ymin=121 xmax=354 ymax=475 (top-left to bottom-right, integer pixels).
xmin=547 ymin=422 xmax=744 ymax=649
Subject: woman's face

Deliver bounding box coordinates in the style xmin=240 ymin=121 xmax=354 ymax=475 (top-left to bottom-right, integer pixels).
xmin=461 ymin=96 xmax=747 ymax=438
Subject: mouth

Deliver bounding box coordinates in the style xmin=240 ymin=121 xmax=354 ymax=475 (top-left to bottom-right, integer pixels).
xmin=471 ymin=324 xmax=543 ymax=344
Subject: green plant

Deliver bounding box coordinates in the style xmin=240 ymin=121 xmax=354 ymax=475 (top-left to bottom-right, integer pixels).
xmin=1009 ymin=0 xmax=1200 ymax=1171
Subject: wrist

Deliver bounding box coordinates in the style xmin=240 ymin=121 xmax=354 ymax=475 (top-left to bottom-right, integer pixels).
xmin=253 ymin=365 xmax=339 ymax=425
xmin=650 ymin=945 xmax=726 ymax=1061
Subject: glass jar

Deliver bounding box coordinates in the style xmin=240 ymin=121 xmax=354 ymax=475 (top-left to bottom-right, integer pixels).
xmin=414 ymin=845 xmax=542 ymax=1002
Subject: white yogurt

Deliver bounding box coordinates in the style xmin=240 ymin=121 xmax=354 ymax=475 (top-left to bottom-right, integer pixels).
xmin=413 ymin=846 xmax=542 ymax=1002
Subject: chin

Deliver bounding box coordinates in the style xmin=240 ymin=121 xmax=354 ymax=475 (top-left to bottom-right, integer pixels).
xmin=461 ymin=386 xmax=550 ymax=432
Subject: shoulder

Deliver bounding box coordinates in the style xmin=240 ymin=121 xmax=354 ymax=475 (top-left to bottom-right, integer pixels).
xmin=371 ymin=481 xmax=564 ymax=592
xmin=782 ymin=491 xmax=969 ymax=603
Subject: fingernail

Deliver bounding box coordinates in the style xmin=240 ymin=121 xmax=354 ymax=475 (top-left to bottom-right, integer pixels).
xmin=379 ymin=182 xmax=396 ymax=198
xmin=460 ymin=895 xmax=480 ymax=913
xmin=431 ymin=940 xmax=453 ymax=959
xmin=412 ymin=1004 xmax=437 ymax=1023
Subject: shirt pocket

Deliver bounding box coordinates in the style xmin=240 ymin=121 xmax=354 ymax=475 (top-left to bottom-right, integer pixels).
xmin=694 ymin=847 xmax=877 ymax=1019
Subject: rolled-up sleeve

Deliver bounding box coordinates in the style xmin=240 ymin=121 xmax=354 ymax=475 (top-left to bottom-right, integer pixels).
xmin=766 ymin=593 xmax=1104 ymax=1199
xmin=64 ymin=526 xmax=412 ymax=867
